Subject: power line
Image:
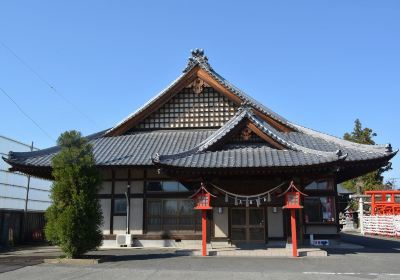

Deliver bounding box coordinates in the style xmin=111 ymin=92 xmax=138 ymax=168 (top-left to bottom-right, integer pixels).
xmin=0 ymin=40 xmax=99 ymax=128
xmin=0 ymin=87 xmax=55 ymax=142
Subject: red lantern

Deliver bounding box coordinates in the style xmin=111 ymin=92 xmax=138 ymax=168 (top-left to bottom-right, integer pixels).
xmin=283 ymin=192 xmax=302 ymax=209
xmin=189 ymin=183 xmax=216 ymax=256
xmin=279 ymin=181 xmax=307 ymax=257
xmin=192 ymin=190 xmax=213 ymax=210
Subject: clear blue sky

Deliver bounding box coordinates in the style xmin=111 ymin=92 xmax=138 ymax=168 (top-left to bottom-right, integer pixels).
xmin=1 ymin=1 xmax=399 ymax=183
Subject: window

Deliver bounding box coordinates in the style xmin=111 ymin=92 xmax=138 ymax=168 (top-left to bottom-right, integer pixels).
xmin=114 ymin=199 xmax=127 ymax=214
xmin=147 ymin=199 xmax=201 ymax=232
xmin=304 ymin=196 xmax=335 ymax=223
xmin=304 ymin=180 xmax=332 ymax=191
xmin=147 ymin=181 xmax=189 ymax=192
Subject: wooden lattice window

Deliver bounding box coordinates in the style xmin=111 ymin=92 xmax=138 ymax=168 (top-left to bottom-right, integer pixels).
xmin=132 ymin=87 xmax=238 ymax=131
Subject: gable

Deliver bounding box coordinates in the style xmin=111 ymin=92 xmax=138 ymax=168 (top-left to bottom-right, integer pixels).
xmin=127 ymin=83 xmax=238 ymax=132
xmin=215 ymin=122 xmax=286 ymax=151
xmin=107 ymin=50 xmax=295 ymax=137
xmin=224 ymin=126 xmax=271 ymax=147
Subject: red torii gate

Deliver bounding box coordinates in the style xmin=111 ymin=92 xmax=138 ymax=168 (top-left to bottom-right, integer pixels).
xmin=365 ymin=190 xmax=400 ymax=215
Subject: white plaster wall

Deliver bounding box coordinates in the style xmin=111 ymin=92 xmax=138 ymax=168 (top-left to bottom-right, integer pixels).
xmin=267 ymin=207 xmax=284 ymax=238
xmin=98 ymin=179 xmax=144 ymax=235
xmin=113 ymin=216 xmax=127 ymax=235
xmin=115 ymin=181 xmax=128 ymax=194
xmin=99 ymin=181 xmax=112 ymax=194
xmin=213 ymin=207 xmax=228 ymax=238
xmin=100 ymin=199 xmax=111 ymax=235
xmin=130 ymin=198 xmax=143 ymax=234
xmin=131 ymin=181 xmax=144 ymax=194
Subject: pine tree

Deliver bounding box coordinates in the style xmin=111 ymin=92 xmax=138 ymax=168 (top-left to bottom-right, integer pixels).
xmin=45 ymin=131 xmax=103 ymax=258
xmin=343 ymin=119 xmax=391 ymax=192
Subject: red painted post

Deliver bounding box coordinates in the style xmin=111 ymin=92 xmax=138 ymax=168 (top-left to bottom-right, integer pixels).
xmin=371 ymin=194 xmax=375 ymax=215
xmin=290 ymin=209 xmax=298 ymax=257
xmin=202 ymin=210 xmax=207 ymax=256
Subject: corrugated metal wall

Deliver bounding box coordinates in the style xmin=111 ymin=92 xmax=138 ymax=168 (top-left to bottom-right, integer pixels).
xmin=0 ymin=136 xmax=52 ymax=247
xmin=0 ymin=135 xmax=52 ymax=211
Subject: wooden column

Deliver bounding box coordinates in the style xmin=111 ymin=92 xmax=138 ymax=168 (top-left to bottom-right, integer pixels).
xmin=127 ymin=169 xmax=131 ymax=234
xmin=290 ymin=209 xmax=298 ymax=257
xmin=142 ymin=169 xmax=147 ymax=234
xmin=202 ymin=210 xmax=207 ymax=256
xmin=110 ymin=169 xmax=115 ymax=234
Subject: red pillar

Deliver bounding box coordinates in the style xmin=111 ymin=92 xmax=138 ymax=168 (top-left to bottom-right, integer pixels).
xmin=371 ymin=195 xmax=375 ymax=215
xmin=202 ymin=210 xmax=207 ymax=256
xmin=290 ymin=209 xmax=298 ymax=257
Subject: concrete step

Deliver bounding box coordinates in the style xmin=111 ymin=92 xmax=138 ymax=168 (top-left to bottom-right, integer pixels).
xmin=211 ymin=241 xmax=234 ymax=249
xmin=184 ymin=247 xmax=327 ymax=257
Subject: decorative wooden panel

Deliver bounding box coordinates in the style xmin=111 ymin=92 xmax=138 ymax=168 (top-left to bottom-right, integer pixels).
xmin=222 ymin=126 xmax=275 ymax=149
xmin=132 ymin=87 xmax=238 ymax=130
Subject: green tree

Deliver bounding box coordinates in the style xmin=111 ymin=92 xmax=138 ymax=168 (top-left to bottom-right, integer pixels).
xmin=343 ymin=119 xmax=391 ymax=192
xmin=45 ymin=130 xmax=103 ymax=258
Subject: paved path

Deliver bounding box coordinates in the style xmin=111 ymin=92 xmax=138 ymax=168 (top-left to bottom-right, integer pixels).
xmin=0 ymin=246 xmax=60 ymax=274
xmin=0 ymin=234 xmax=399 ymax=279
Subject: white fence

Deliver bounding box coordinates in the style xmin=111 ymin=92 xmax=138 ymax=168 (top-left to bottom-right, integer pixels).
xmin=363 ymin=215 xmax=400 ymax=237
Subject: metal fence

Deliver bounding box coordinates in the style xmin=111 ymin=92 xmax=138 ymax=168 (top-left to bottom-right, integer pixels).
xmin=0 ymin=210 xmax=46 ymax=248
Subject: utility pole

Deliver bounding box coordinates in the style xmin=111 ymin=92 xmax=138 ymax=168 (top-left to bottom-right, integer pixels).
xmin=22 ymin=141 xmax=33 ymax=242
xmin=24 ymin=142 xmax=33 ymax=213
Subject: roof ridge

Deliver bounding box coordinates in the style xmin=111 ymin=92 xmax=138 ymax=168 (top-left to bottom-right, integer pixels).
xmin=289 ymin=122 xmax=390 ymax=154
xmin=196 ymin=62 xmax=296 ymax=130
xmin=183 ymin=48 xmax=213 ymax=73
xmin=154 ymin=145 xmax=345 ymax=168
xmin=249 ymin=115 xmax=345 ymax=158
xmin=6 ymin=129 xmax=108 ymax=160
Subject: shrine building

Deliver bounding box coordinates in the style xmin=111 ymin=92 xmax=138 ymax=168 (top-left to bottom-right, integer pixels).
xmin=4 ymin=49 xmax=397 ymax=247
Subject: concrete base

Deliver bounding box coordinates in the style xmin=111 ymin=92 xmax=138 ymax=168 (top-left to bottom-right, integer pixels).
xmin=101 ymin=239 xmax=205 ymax=249
xmin=44 ymin=258 xmax=106 ymax=265
xmin=178 ymin=247 xmax=327 ymax=257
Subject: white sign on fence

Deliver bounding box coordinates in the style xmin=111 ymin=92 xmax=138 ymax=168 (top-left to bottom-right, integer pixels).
xmin=363 ymin=215 xmax=400 ymax=237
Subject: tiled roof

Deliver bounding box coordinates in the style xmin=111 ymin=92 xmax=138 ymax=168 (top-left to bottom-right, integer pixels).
xmin=154 ymin=106 xmax=349 ymax=168
xmin=155 ymin=147 xmax=342 ymax=169
xmin=5 ymin=130 xmax=214 ymax=167
xmin=4 ymin=49 xmax=396 ymax=174
xmin=4 ymin=125 xmax=395 ymax=170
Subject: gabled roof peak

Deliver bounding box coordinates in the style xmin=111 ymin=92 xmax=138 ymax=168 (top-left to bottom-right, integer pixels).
xmin=183 ymin=48 xmax=213 ymax=73
xmin=238 ymin=101 xmax=254 ymax=114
